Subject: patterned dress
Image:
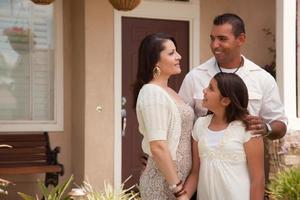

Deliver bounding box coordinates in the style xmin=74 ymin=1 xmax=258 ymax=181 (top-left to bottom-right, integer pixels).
xmin=139 ymin=103 xmax=194 ymax=200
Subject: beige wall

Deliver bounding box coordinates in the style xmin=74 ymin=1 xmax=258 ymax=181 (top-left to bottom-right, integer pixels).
xmin=60 ymin=0 xmax=115 ymax=189
xmin=66 ymin=0 xmax=115 ymax=189
xmin=69 ymin=0 xmax=85 ymax=184
xmin=84 ymin=0 xmax=115 ymax=187
xmin=200 ymin=0 xmax=276 ymax=67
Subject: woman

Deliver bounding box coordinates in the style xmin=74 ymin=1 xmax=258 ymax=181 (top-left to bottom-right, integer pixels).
xmin=133 ymin=33 xmax=194 ymax=200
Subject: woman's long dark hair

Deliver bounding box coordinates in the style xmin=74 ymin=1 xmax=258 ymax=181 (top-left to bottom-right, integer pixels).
xmin=214 ymin=72 xmax=249 ymax=124
xmin=132 ymin=33 xmax=177 ymax=108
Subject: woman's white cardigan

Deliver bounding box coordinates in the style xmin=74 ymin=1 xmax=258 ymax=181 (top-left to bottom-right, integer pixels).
xmin=136 ymin=84 xmax=181 ymax=160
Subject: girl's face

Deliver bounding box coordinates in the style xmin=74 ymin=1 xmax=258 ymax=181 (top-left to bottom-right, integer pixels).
xmin=202 ymin=78 xmax=228 ymax=112
xmin=156 ymin=40 xmax=182 ymax=77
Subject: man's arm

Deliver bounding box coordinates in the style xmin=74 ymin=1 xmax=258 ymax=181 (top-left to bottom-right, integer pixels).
xmin=247 ymin=73 xmax=287 ymax=139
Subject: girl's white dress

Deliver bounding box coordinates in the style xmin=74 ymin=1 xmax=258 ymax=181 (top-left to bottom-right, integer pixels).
xmin=192 ymin=115 xmax=253 ymax=200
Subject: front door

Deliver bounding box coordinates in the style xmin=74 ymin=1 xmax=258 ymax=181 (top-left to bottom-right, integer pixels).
xmin=121 ymin=17 xmax=189 ymax=187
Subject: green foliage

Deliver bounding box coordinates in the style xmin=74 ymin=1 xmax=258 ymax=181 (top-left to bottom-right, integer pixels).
xmin=267 ymin=167 xmax=300 ymax=200
xmin=0 ymin=145 xmax=13 ymax=196
xmin=18 ymin=175 xmax=74 ymax=200
xmin=0 ymin=178 xmax=11 ymax=195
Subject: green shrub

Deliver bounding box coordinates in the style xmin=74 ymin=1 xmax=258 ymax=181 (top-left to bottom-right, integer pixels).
xmin=18 ymin=175 xmax=74 ymax=200
xmin=267 ymin=167 xmax=300 ymax=200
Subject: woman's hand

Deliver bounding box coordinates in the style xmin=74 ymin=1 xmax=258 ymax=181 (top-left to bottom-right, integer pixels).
xmin=176 ymin=193 xmax=189 ymax=200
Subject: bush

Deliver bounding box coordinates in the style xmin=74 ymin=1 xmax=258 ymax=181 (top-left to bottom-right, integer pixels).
xmin=267 ymin=167 xmax=300 ymax=200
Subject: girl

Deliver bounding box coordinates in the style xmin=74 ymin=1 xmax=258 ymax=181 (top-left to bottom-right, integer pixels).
xmin=185 ymin=72 xmax=265 ymax=200
xmin=133 ymin=33 xmax=194 ymax=200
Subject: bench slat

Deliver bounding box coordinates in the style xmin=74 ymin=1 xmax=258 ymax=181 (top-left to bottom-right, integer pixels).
xmin=0 ymin=148 xmax=46 ymax=155
xmin=0 ymin=154 xmax=48 ymax=162
xmin=0 ymin=162 xmax=48 ymax=167
xmin=0 ymin=166 xmax=62 ymax=175
xmin=0 ymin=134 xmax=46 ymax=142
xmin=0 ymin=141 xmax=47 ymax=148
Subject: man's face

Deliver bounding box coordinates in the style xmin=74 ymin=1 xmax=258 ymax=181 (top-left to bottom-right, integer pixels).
xmin=210 ymin=23 xmax=244 ymax=66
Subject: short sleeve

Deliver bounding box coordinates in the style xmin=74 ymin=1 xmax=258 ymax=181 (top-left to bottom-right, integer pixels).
xmin=138 ymin=87 xmax=170 ymax=141
xmin=192 ymin=116 xmax=209 ymax=141
xmin=192 ymin=121 xmax=199 ymax=141
xmin=243 ymin=130 xmax=253 ymax=143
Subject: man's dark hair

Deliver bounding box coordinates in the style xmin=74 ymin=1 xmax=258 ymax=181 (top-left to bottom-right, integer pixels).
xmin=213 ymin=13 xmax=245 ymax=38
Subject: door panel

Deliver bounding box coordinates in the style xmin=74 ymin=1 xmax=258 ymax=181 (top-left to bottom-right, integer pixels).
xmin=122 ymin=17 xmax=189 ymax=187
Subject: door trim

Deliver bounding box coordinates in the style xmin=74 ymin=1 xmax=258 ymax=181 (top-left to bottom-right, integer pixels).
xmin=113 ymin=0 xmax=200 ymax=188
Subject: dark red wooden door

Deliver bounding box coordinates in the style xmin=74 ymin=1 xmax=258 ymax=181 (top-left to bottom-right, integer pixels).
xmin=122 ymin=17 xmax=189 ymax=187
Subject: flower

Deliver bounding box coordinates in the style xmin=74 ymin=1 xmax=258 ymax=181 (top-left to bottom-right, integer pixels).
xmin=3 ymin=27 xmax=32 ymax=51
xmin=3 ymin=27 xmax=30 ymax=41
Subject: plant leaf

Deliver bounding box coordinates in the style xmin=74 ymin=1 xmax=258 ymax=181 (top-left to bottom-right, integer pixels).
xmin=37 ymin=179 xmax=49 ymax=197
xmin=17 ymin=192 xmax=36 ymax=200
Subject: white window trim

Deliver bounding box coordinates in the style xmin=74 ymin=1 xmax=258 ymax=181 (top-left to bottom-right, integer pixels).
xmin=276 ymin=0 xmax=299 ymax=131
xmin=113 ymin=0 xmax=200 ymax=189
xmin=0 ymin=0 xmax=64 ymax=132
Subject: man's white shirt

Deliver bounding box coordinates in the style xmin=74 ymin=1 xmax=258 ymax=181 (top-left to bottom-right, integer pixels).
xmin=179 ymin=56 xmax=287 ymax=124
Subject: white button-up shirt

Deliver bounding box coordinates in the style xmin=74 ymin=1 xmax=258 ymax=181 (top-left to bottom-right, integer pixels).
xmin=179 ymin=56 xmax=287 ymax=124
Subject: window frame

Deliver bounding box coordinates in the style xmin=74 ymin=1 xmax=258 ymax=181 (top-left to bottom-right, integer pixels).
xmin=0 ymin=0 xmax=64 ymax=132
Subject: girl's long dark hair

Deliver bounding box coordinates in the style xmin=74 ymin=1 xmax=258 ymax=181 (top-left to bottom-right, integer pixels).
xmin=214 ymin=72 xmax=249 ymax=124
xmin=132 ymin=33 xmax=177 ymax=108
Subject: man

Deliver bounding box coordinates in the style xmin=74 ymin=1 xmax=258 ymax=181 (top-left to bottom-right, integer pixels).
xmin=179 ymin=13 xmax=287 ymax=139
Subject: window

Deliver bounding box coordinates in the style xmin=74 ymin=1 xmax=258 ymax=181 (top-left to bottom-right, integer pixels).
xmin=0 ymin=0 xmax=63 ymax=131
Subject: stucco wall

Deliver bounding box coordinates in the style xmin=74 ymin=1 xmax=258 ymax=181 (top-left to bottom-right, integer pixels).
xmin=84 ymin=0 xmax=115 ymax=187
xmin=69 ymin=0 xmax=85 ymax=184
xmin=200 ymin=0 xmax=275 ymax=67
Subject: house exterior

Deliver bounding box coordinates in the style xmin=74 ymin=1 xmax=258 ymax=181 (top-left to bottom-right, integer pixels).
xmin=0 ymin=0 xmax=298 ymax=199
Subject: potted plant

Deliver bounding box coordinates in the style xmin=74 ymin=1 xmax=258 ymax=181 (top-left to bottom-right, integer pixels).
xmin=18 ymin=175 xmax=74 ymax=200
xmin=31 ymin=0 xmax=55 ymax=5
xmin=108 ymin=0 xmax=141 ymax=11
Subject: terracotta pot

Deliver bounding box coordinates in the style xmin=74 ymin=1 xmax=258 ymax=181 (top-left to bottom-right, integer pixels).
xmin=109 ymin=0 xmax=141 ymax=11
xmin=31 ymin=0 xmax=55 ymax=5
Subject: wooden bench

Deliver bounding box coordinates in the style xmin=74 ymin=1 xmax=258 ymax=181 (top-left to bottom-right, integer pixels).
xmin=0 ymin=132 xmax=64 ymax=187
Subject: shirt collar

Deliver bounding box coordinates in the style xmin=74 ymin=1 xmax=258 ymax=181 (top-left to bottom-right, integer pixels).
xmin=203 ymin=55 xmax=260 ymax=78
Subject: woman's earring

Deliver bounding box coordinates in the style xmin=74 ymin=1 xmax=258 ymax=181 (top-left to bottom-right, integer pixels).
xmin=153 ymin=66 xmax=161 ymax=79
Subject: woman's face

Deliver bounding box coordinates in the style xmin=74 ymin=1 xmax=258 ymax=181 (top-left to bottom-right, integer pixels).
xmin=156 ymin=40 xmax=182 ymax=77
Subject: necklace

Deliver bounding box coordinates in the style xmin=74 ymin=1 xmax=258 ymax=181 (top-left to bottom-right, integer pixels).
xmin=217 ymin=57 xmax=244 ymax=74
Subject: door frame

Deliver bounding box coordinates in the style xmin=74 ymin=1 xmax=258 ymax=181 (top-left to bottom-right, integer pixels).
xmin=113 ymin=0 xmax=200 ymax=188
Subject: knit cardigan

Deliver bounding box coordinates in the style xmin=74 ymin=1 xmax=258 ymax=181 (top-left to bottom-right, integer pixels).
xmin=136 ymin=84 xmax=181 ymax=160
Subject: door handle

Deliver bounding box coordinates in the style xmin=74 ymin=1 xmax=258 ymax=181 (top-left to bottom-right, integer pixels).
xmin=121 ymin=108 xmax=127 ymax=136
xmin=121 ymin=97 xmax=127 ymax=136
